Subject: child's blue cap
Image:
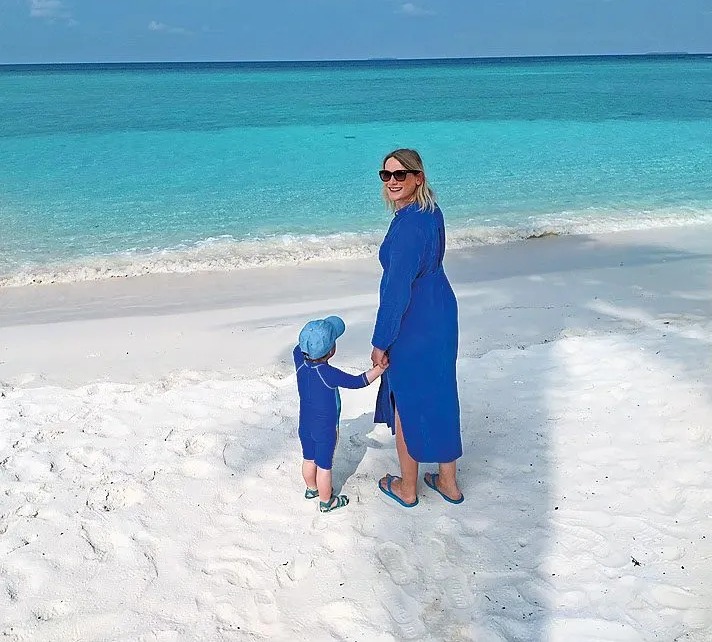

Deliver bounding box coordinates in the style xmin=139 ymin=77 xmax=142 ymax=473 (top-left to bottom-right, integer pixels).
xmin=298 ymin=316 xmax=346 ymax=359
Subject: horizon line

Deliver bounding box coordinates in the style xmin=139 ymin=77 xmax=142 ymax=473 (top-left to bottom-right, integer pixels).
xmin=1 ymin=51 xmax=710 ymax=67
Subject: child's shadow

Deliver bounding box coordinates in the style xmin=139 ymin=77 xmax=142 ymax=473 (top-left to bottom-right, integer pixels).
xmin=332 ymin=412 xmax=384 ymax=494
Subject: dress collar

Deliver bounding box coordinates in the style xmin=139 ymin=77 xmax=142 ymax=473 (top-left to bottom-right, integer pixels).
xmin=395 ymin=201 xmax=419 ymax=216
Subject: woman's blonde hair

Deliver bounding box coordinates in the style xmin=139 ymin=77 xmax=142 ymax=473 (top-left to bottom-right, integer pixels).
xmin=382 ymin=148 xmax=436 ymax=213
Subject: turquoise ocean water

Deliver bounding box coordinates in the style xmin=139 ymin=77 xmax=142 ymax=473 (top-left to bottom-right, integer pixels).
xmin=1 ymin=55 xmax=712 ymax=286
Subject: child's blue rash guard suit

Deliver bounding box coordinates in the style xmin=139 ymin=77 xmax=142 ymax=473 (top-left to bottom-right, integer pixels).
xmin=293 ymin=346 xmax=370 ymax=469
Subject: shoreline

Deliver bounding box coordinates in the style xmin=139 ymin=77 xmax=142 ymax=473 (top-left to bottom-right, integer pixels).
xmin=3 ymin=216 xmax=712 ymax=290
xmin=1 ymin=224 xmax=710 ymax=387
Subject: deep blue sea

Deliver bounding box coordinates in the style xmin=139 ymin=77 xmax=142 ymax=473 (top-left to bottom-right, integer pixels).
xmin=1 ymin=55 xmax=712 ymax=286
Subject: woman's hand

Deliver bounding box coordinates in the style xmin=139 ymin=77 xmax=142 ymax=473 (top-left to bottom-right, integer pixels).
xmin=371 ymin=347 xmax=389 ymax=368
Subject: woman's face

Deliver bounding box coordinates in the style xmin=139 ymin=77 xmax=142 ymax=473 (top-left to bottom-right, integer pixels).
xmin=382 ymin=156 xmax=423 ymax=209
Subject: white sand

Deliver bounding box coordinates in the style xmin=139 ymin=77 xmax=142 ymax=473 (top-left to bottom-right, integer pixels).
xmin=1 ymin=225 xmax=711 ymax=641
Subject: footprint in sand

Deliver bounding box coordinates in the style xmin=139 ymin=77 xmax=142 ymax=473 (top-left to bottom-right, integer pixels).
xmin=419 ymin=534 xmax=476 ymax=613
xmin=425 ymin=537 xmax=454 ymax=581
xmin=197 ymin=589 xmax=283 ymax=638
xmin=254 ymin=589 xmax=280 ymax=626
xmin=382 ymin=589 xmax=426 ymax=640
xmin=443 ymin=569 xmax=475 ymax=610
xmin=376 ymin=542 xmax=417 ymax=586
xmin=190 ymin=540 xmax=265 ymax=590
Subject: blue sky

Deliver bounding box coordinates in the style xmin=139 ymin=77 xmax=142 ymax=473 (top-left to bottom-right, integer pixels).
xmin=1 ymin=0 xmax=711 ymax=63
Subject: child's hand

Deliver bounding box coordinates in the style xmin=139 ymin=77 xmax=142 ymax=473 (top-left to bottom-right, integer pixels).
xmin=365 ymin=362 xmax=387 ymax=384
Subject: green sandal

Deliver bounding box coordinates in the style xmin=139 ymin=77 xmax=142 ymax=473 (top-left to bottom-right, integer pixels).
xmin=319 ymin=494 xmax=349 ymax=513
xmin=305 ymin=487 xmax=333 ymax=500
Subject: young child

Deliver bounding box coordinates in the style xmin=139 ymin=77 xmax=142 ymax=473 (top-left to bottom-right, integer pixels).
xmin=294 ymin=315 xmax=386 ymax=513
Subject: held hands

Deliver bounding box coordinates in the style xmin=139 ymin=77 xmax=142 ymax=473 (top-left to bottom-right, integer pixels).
xmin=371 ymin=347 xmax=389 ymax=369
xmin=365 ymin=358 xmax=388 ymax=384
xmin=364 ymin=347 xmax=389 ymax=384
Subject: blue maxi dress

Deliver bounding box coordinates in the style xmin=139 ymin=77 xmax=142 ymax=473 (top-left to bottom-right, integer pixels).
xmin=372 ymin=201 xmax=462 ymax=463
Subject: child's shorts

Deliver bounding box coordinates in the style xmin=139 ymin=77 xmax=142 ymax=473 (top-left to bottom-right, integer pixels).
xmin=299 ymin=423 xmax=338 ymax=470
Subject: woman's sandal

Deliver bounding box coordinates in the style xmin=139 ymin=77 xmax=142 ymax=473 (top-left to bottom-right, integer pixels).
xmin=378 ymin=474 xmax=418 ymax=508
xmin=423 ymin=472 xmax=464 ymax=504
xmin=319 ymin=494 xmax=349 ymax=513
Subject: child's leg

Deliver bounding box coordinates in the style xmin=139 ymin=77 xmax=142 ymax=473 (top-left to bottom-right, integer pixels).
xmin=316 ymin=466 xmax=333 ymax=503
xmin=302 ymin=459 xmax=317 ymax=490
xmin=314 ymin=429 xmax=348 ymax=511
xmin=299 ymin=424 xmax=318 ymax=496
xmin=314 ymin=429 xmax=338 ymax=502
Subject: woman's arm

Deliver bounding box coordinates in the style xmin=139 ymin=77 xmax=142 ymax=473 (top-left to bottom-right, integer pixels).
xmin=371 ymin=221 xmax=423 ymax=351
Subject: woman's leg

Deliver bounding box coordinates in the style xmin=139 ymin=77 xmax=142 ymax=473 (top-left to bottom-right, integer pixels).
xmin=426 ymin=460 xmax=462 ymax=502
xmin=380 ymin=406 xmax=418 ymax=504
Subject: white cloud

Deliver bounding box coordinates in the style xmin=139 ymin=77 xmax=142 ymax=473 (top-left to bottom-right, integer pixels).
xmin=29 ymin=0 xmax=72 ymax=21
xmin=398 ymin=3 xmax=435 ymax=17
xmin=148 ymin=20 xmax=191 ymax=35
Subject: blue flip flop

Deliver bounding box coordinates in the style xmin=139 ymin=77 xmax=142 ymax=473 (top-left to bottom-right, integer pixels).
xmin=378 ymin=474 xmax=418 ymax=508
xmin=424 ymin=473 xmax=464 ymax=504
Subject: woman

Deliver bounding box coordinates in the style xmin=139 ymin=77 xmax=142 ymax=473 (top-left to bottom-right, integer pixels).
xmin=371 ymin=148 xmax=463 ymax=508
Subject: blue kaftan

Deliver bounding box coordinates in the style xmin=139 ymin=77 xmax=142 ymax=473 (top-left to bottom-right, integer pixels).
xmin=372 ymin=202 xmax=462 ymax=463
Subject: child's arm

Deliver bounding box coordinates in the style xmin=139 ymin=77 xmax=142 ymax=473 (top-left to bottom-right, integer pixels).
xmin=364 ymin=363 xmax=387 ymax=384
xmin=293 ymin=345 xmax=305 ymax=369
xmin=321 ymin=362 xmax=386 ymax=389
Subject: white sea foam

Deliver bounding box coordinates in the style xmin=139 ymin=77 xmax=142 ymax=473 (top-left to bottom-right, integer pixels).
xmin=450 ymin=206 xmax=712 ymax=247
xmin=2 ymin=208 xmax=712 ymax=288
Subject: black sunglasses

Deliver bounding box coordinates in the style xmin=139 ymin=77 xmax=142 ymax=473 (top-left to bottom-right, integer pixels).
xmin=379 ymin=169 xmax=422 ymax=182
